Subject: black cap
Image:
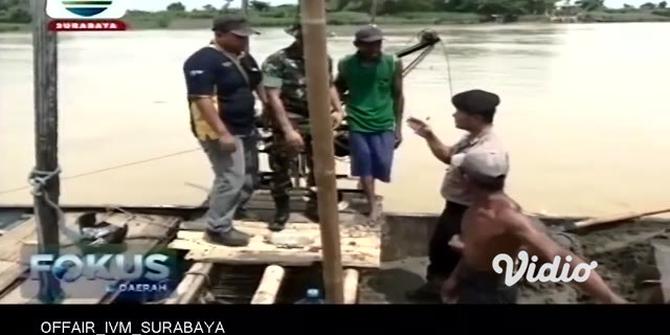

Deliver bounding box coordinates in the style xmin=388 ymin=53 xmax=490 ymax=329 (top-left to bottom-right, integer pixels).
xmin=212 ymin=16 xmax=259 ymax=37
xmin=451 ymin=89 xmax=500 ymax=115
xmin=355 ymin=25 xmax=383 ymax=43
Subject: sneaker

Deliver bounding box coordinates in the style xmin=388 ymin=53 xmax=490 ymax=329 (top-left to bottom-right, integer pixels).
xmin=205 ymin=228 xmax=250 ymax=247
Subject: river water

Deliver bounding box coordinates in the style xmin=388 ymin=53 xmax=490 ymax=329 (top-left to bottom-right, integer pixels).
xmin=1 ymin=23 xmax=669 ymax=217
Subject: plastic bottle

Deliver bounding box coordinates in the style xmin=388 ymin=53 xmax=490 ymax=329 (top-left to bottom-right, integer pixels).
xmin=295 ymin=288 xmax=325 ymax=304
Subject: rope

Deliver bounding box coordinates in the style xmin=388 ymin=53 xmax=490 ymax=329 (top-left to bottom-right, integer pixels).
xmin=402 ymin=45 xmax=434 ymax=77
xmin=28 ymin=167 xmax=79 ymax=243
xmin=439 ymin=40 xmax=455 ymax=97
xmin=0 ymin=148 xmax=201 ymax=196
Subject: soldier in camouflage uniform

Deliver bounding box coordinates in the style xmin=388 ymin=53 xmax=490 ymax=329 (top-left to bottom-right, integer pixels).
xmin=261 ymin=24 xmax=345 ymax=231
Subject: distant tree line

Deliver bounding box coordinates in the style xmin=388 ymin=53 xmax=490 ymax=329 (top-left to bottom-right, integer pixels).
xmin=0 ymin=0 xmax=31 ymax=23
xmin=161 ymin=0 xmax=669 ymax=16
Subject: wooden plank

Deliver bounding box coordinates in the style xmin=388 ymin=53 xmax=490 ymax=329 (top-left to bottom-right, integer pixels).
xmin=169 ymin=221 xmax=381 ymax=268
xmin=0 ymin=212 xmax=180 ymax=304
xmin=165 ymin=262 xmax=214 ymax=305
xmin=343 ymin=269 xmax=359 ymax=304
xmin=0 ymin=218 xmax=38 ymax=264
xmin=653 ymin=240 xmax=670 ymax=303
xmin=0 ymin=261 xmax=23 ymax=297
xmin=250 ymin=265 xmax=285 ymax=305
xmin=0 ymin=218 xmax=38 ymax=295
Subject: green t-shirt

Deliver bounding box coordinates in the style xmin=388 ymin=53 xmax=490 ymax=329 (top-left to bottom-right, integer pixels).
xmin=338 ymin=53 xmax=397 ymax=133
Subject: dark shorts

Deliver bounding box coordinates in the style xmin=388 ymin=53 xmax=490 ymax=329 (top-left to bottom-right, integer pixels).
xmin=349 ymin=131 xmax=395 ymax=182
xmin=457 ymin=264 xmax=518 ymax=304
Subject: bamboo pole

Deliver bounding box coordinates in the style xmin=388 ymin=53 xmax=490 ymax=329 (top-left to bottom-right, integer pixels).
xmin=31 ymin=0 xmax=63 ymax=303
xmin=164 ymin=262 xmax=214 ymax=304
xmin=343 ymin=269 xmax=359 ymax=304
xmin=300 ymin=0 xmax=345 ymax=304
xmin=250 ymin=265 xmax=286 ymax=305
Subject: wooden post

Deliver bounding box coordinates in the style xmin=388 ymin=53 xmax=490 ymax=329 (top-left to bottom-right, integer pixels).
xmin=300 ymin=0 xmax=345 ymax=304
xmin=31 ymin=0 xmax=63 ymax=303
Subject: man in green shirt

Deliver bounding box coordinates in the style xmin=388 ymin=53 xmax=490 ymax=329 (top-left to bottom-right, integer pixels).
xmin=335 ymin=25 xmax=404 ymax=223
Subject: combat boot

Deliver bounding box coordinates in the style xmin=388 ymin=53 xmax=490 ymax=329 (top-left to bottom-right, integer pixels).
xmin=270 ymin=196 xmax=290 ymax=232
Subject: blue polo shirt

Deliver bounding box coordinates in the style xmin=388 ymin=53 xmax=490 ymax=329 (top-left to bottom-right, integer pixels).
xmin=183 ymin=46 xmax=257 ymax=139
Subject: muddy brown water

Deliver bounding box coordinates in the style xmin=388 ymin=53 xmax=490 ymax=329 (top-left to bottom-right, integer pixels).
xmin=1 ymin=23 xmax=670 ymax=219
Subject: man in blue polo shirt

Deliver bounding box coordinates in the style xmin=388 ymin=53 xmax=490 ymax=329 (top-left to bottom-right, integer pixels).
xmin=183 ymin=16 xmax=260 ymax=247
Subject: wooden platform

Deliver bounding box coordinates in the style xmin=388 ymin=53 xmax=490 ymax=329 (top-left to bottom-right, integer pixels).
xmin=653 ymin=240 xmax=670 ymax=302
xmin=169 ymin=220 xmax=381 ymax=269
xmin=0 ymin=211 xmax=179 ymax=304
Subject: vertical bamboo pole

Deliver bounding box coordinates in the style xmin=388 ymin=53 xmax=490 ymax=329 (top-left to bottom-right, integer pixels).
xmin=300 ymin=0 xmax=344 ymax=304
xmin=31 ymin=0 xmax=63 ymax=303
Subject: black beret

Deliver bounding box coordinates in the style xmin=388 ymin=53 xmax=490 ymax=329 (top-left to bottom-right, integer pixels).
xmin=451 ymin=89 xmax=500 ymax=115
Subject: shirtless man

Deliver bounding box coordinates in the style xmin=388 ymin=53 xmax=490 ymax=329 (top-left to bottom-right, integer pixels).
xmin=438 ymin=148 xmax=627 ymax=304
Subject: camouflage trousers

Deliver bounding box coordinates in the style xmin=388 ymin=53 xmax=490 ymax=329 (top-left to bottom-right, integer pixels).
xmin=268 ymin=126 xmax=317 ymax=203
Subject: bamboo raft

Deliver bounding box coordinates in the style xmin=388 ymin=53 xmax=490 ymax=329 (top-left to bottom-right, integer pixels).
xmin=0 ymin=190 xmax=381 ymax=305
xmin=1 ymin=193 xmax=669 ymax=305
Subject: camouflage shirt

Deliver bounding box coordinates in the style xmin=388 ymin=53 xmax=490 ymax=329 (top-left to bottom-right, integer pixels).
xmin=261 ymin=42 xmax=333 ymax=120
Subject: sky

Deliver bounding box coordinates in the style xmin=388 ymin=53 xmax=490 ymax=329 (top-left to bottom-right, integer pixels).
xmin=127 ymin=0 xmax=660 ymax=12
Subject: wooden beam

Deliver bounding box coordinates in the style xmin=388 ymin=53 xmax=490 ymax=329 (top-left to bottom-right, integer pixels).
xmin=251 ymin=265 xmax=285 ymax=305
xmin=169 ymin=222 xmax=381 ymax=268
xmin=653 ymin=240 xmax=670 ymax=303
xmin=164 ymin=262 xmax=214 ymax=304
xmin=343 ymin=269 xmax=359 ymax=304
xmin=31 ymin=0 xmax=63 ymax=303
xmin=0 ymin=218 xmax=38 ymax=296
xmin=301 ymin=0 xmax=345 ymax=305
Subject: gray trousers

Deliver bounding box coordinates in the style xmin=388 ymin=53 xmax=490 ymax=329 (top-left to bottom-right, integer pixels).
xmin=200 ymin=133 xmax=259 ymax=232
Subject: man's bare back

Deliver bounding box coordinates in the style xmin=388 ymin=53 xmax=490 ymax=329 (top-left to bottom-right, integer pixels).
xmin=445 ymin=191 xmax=625 ymax=304
xmin=460 ymin=193 xmax=524 ymax=272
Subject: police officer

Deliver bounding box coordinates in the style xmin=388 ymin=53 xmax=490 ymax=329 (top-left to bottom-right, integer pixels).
xmin=182 ymin=16 xmax=261 ymax=246
xmin=261 ymin=24 xmax=345 ymax=231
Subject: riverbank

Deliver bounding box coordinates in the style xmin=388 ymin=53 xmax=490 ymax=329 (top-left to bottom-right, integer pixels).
xmin=124 ymin=10 xmax=670 ymax=29
xmin=0 ymin=23 xmax=24 ymax=32
xmin=2 ymin=10 xmax=669 ymax=33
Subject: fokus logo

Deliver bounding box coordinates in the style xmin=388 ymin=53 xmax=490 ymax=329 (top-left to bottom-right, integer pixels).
xmin=46 ymin=0 xmax=128 ymax=31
